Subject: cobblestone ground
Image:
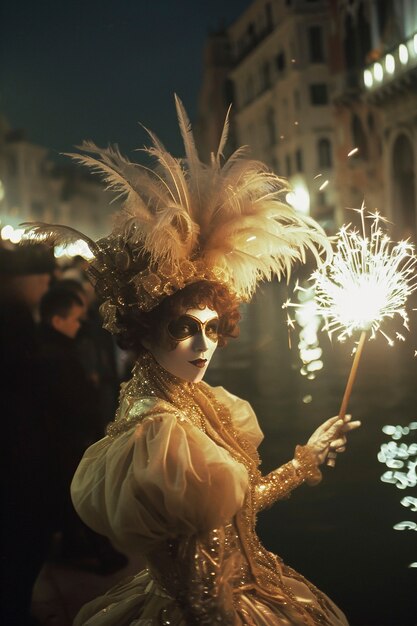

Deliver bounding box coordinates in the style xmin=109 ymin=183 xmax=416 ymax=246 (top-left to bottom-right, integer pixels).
xmin=31 ymin=327 xmax=416 ymax=626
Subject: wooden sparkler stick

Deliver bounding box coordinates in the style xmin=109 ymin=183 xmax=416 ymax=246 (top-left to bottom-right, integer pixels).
xmin=327 ymin=329 xmax=367 ymax=467
xmin=338 ymin=329 xmax=367 ymax=421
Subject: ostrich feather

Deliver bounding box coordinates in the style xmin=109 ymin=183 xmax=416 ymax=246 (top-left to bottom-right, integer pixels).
xmin=65 ymin=142 xmax=200 ymax=266
xmin=21 ymin=222 xmax=97 ymax=254
xmin=215 ymin=103 xmax=232 ymax=162
xmin=140 ymin=127 xmax=192 ymax=215
xmin=147 ymin=204 xmax=199 ymax=263
xmin=174 ymin=95 xmax=199 ymax=173
xmin=65 ymin=144 xmax=152 ymax=216
xmin=32 ymin=97 xmax=332 ymax=307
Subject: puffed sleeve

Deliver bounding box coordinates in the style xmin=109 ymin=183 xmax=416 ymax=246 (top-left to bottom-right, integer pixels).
xmin=206 ymin=386 xmax=322 ymax=512
xmin=209 ymin=385 xmax=264 ymax=448
xmin=71 ymin=404 xmax=249 ymax=555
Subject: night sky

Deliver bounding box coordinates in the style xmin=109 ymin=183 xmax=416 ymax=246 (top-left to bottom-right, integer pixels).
xmin=1 ymin=0 xmax=251 ymax=159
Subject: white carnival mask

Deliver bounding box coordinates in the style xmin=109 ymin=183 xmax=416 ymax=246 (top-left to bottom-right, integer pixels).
xmin=150 ymin=306 xmax=219 ymax=382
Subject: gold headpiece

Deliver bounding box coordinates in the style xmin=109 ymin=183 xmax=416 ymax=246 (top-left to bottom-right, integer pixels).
xmin=24 ymin=96 xmax=331 ymax=334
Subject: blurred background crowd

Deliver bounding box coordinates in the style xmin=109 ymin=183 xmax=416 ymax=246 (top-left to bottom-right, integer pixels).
xmin=0 ymin=243 xmax=135 ymax=625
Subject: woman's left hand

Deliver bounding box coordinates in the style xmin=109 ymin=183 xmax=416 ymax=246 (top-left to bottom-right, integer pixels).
xmin=306 ymin=415 xmax=361 ymax=466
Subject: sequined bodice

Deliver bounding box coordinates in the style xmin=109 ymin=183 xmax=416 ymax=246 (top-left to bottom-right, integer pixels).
xmin=105 ymin=353 xmax=335 ymax=625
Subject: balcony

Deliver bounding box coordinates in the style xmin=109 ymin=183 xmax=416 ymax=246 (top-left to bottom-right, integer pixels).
xmin=362 ymin=33 xmax=417 ymax=99
xmin=233 ymin=23 xmax=274 ymax=66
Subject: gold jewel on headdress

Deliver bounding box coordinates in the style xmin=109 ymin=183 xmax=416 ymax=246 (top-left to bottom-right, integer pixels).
xmin=23 ymin=95 xmax=331 ymax=334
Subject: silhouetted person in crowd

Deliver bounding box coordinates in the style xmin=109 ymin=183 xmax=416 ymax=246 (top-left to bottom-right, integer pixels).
xmin=37 ymin=287 xmax=100 ymax=556
xmin=0 ymin=244 xmax=54 ymax=625
xmin=60 ymin=274 xmax=123 ymax=427
xmin=37 ymin=286 xmax=127 ymax=576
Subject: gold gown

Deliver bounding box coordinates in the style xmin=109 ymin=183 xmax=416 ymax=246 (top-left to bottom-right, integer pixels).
xmin=71 ymin=353 xmax=349 ymax=626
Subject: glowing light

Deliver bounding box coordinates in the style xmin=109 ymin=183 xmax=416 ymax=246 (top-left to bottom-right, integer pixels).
xmin=385 ymin=54 xmax=395 ymax=74
xmin=393 ymin=521 xmax=416 ymax=531
xmin=54 ymin=239 xmax=94 ymax=260
xmin=373 ymin=62 xmax=383 ymax=81
xmin=0 ymin=179 xmax=5 ymax=202
xmin=9 ymin=228 xmax=24 ymax=244
xmin=286 ymin=177 xmax=310 ymax=215
xmin=364 ymin=69 xmax=373 ymax=88
xmin=399 ymin=43 xmax=409 ymax=64
xmin=311 ymin=207 xmax=417 ymax=343
xmin=414 ymin=34 xmax=417 ymax=55
xmin=1 ymin=224 xmax=14 ymax=240
xmin=54 ymin=245 xmax=66 ymax=258
xmin=378 ymin=422 xmax=417 ymax=567
xmin=246 ymin=235 xmax=257 ymax=242
xmin=294 ymin=284 xmax=323 ymax=381
xmin=401 ymin=496 xmax=417 ymax=512
xmin=318 ymin=180 xmax=329 ymax=191
xmin=347 ymin=147 xmax=359 ymax=157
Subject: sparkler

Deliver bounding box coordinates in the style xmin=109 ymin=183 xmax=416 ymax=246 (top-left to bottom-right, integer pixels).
xmin=313 ymin=209 xmax=416 ymax=344
xmin=313 ymin=206 xmax=417 ymax=422
xmin=284 ymin=206 xmax=417 ymax=464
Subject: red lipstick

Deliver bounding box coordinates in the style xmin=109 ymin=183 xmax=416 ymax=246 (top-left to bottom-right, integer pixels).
xmin=189 ymin=358 xmax=207 ymax=369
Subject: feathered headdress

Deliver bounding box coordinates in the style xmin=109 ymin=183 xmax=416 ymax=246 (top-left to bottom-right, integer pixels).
xmin=24 ymin=96 xmax=331 ymax=333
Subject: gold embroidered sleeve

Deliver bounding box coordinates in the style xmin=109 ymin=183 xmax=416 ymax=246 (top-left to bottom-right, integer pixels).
xmin=254 ymin=445 xmax=322 ymax=512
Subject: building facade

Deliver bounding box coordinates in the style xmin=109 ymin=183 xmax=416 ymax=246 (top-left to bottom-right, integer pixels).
xmin=0 ymin=117 xmax=118 ymax=248
xmin=331 ymin=0 xmax=417 ymax=237
xmin=228 ymin=0 xmax=340 ymax=230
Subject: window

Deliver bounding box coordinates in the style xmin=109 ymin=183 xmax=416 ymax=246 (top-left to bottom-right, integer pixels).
xmin=265 ymin=2 xmax=273 ymax=30
xmin=237 ymin=37 xmax=245 ymax=57
xmin=285 ymin=154 xmax=292 ymax=177
xmin=351 ymin=115 xmax=369 ymax=160
xmin=318 ymin=138 xmax=332 ymax=168
xmin=261 ymin=61 xmax=271 ymax=90
xmin=294 ymin=89 xmax=300 ymax=110
xmin=308 ymin=26 xmax=324 ymax=63
xmin=246 ymin=124 xmax=253 ymax=147
xmin=247 ymin=22 xmax=255 ymax=41
xmin=282 ymin=98 xmax=288 ymax=119
xmin=266 ymin=108 xmax=276 ymax=145
xmin=295 ymin=149 xmax=303 ymax=172
xmin=309 ymin=83 xmax=328 ymax=105
xmin=392 ymin=134 xmax=416 ymax=233
xmin=276 ymin=51 xmax=286 ymax=73
xmin=271 ymin=156 xmax=279 ymax=173
xmin=246 ymin=76 xmax=254 ymax=103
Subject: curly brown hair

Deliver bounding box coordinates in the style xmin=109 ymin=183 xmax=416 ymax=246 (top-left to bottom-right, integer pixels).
xmin=116 ymin=281 xmax=241 ymax=353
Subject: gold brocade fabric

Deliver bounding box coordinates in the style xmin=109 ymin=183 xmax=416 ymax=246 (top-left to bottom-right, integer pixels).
xmin=102 ymin=353 xmax=343 ymax=626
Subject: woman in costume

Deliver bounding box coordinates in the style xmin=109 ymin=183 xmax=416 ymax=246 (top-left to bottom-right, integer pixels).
xmin=28 ymin=97 xmax=360 ymax=625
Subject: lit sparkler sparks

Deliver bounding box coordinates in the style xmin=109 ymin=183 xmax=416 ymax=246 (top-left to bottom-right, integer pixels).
xmin=284 ymin=207 xmax=417 ymax=444
xmin=312 ymin=207 xmax=417 ymax=344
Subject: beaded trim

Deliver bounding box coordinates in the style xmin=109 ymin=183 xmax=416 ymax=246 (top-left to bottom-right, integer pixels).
xmin=294 ymin=444 xmax=323 ymax=486
xmin=94 ymin=251 xmax=241 ymax=334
